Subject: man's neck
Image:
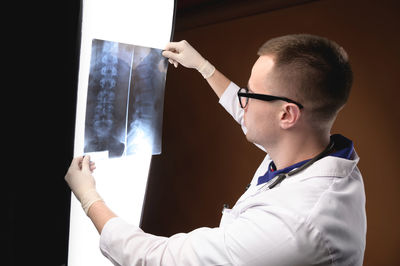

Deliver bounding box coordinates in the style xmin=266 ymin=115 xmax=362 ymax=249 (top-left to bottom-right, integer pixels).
xmin=267 ymin=133 xmax=331 ymax=170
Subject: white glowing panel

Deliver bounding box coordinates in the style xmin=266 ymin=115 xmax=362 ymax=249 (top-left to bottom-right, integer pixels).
xmin=69 ymin=0 xmax=175 ymax=265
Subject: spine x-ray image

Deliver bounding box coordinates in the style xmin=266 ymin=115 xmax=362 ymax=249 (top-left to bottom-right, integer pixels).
xmin=84 ymin=39 xmax=167 ymax=157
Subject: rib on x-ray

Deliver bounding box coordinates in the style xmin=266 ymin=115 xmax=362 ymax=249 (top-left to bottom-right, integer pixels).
xmin=84 ymin=39 xmax=167 ymax=157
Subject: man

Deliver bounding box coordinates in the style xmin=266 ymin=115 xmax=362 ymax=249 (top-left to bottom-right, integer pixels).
xmin=66 ymin=34 xmax=366 ymax=265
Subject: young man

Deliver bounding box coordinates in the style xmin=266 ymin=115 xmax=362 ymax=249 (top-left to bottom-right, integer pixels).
xmin=66 ymin=34 xmax=366 ymax=265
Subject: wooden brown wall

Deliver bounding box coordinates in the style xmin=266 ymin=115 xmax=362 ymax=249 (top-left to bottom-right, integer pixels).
xmin=141 ymin=0 xmax=400 ymax=265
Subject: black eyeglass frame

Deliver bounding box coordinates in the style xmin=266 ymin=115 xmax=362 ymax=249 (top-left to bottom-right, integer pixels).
xmin=237 ymin=87 xmax=304 ymax=109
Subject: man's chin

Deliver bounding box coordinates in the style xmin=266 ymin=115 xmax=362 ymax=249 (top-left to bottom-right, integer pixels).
xmin=245 ymin=133 xmax=267 ymax=151
xmin=245 ymin=132 xmax=254 ymax=143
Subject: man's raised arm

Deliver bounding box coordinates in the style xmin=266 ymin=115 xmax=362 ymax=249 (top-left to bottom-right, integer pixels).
xmin=162 ymin=40 xmax=231 ymax=98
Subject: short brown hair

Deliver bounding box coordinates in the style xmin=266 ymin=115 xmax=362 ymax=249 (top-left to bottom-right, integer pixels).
xmin=258 ymin=34 xmax=353 ymax=122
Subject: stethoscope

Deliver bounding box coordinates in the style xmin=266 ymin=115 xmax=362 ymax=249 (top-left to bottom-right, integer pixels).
xmin=223 ymin=139 xmax=335 ymax=211
xmin=267 ymin=138 xmax=335 ymax=189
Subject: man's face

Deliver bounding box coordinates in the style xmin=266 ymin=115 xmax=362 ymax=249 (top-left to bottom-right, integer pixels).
xmin=244 ymin=55 xmax=281 ymax=148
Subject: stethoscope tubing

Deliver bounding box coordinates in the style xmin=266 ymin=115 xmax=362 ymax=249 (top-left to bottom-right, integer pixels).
xmin=268 ymin=139 xmax=335 ymax=189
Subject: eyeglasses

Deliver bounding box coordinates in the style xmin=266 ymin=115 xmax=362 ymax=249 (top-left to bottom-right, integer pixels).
xmin=237 ymin=87 xmax=304 ymax=109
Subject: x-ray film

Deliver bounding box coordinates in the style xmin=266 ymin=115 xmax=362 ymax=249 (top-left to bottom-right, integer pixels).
xmin=84 ymin=39 xmax=167 ymax=157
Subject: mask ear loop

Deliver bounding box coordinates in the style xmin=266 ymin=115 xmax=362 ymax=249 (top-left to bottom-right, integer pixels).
xmin=268 ymin=139 xmax=335 ymax=189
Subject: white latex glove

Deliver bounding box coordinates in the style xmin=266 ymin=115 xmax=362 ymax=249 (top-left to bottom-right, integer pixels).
xmin=162 ymin=40 xmax=215 ymax=79
xmin=65 ymin=155 xmax=102 ymax=214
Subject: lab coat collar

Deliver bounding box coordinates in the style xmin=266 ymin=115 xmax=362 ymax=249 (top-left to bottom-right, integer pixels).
xmin=300 ymin=134 xmax=359 ymax=179
xmin=298 ymin=149 xmax=360 ymax=180
xmin=260 ymin=134 xmax=359 ymax=184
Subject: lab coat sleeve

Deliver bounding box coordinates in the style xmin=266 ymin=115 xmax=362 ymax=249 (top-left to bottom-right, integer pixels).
xmin=100 ymin=208 xmax=323 ymax=266
xmin=218 ymin=82 xmax=246 ymax=134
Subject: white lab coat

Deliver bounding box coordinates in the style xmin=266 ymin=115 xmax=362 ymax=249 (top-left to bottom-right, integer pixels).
xmin=100 ymin=82 xmax=367 ymax=265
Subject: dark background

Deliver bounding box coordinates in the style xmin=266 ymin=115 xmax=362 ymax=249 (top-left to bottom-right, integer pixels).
xmin=9 ymin=0 xmax=400 ymax=265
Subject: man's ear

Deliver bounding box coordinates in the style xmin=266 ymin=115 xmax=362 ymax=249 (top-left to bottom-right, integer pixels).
xmin=279 ymin=104 xmax=301 ymax=129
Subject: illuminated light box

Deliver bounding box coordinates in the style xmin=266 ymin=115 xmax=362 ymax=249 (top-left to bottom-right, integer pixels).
xmin=69 ymin=1 xmax=175 ymax=265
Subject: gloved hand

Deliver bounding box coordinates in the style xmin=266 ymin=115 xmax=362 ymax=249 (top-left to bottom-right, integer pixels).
xmin=162 ymin=40 xmax=215 ymax=79
xmin=65 ymin=155 xmax=103 ymax=215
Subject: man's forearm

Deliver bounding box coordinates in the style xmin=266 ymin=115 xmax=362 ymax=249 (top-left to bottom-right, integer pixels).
xmin=87 ymin=201 xmax=118 ymax=234
xmin=205 ymin=69 xmax=231 ymax=98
